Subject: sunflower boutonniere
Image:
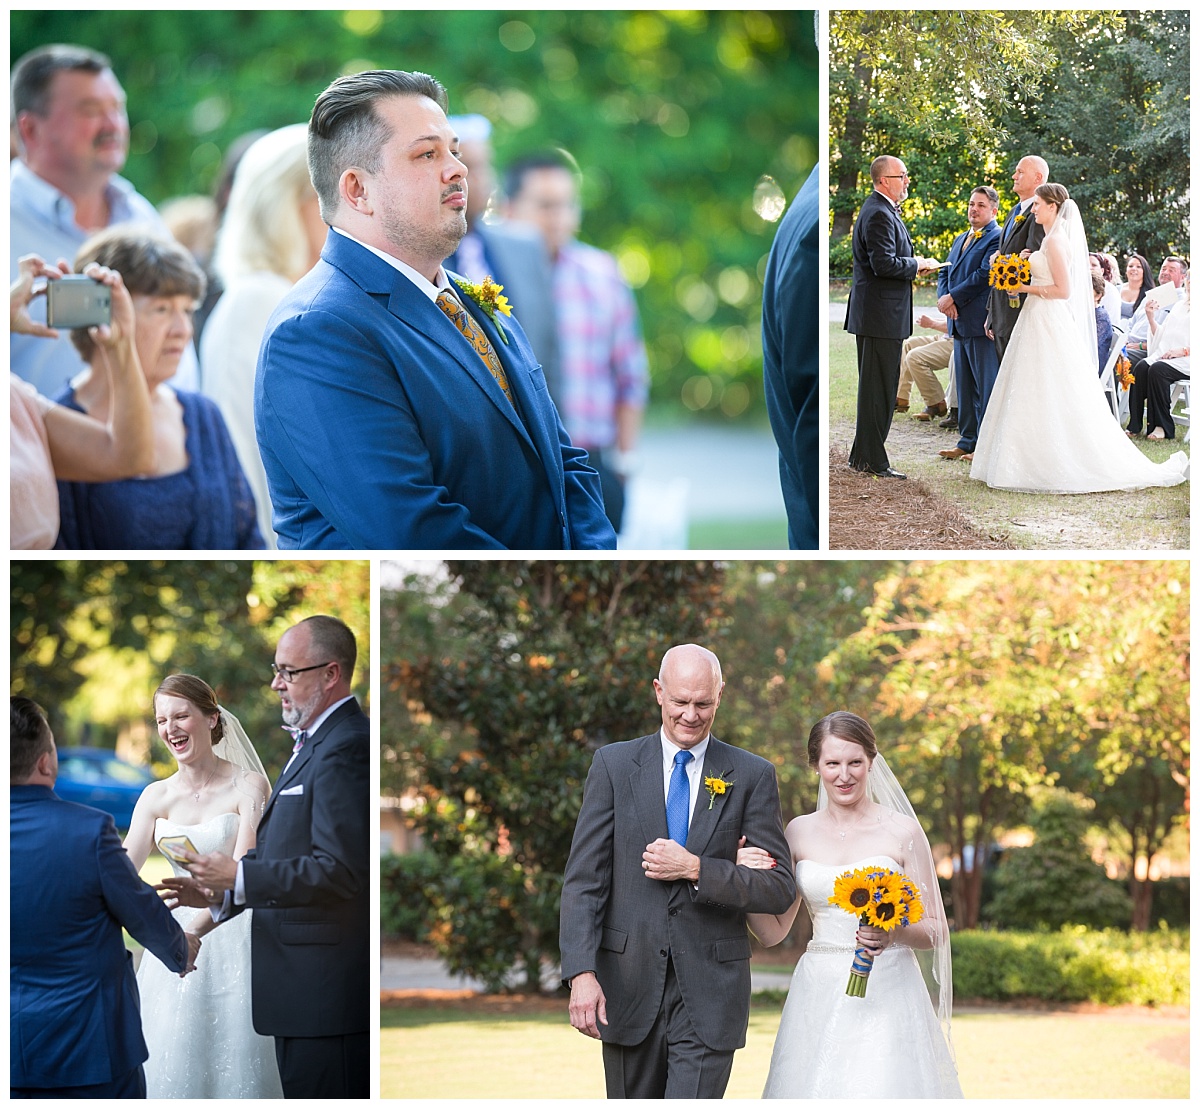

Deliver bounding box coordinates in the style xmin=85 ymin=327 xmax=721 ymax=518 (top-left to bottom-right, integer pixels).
xmin=703 ymin=774 xmax=734 ymax=810
xmin=970 ymin=227 xmax=983 ymax=241
xmin=1013 ymin=211 xmax=1028 ymax=226
xmin=454 ymin=275 xmax=513 ymax=344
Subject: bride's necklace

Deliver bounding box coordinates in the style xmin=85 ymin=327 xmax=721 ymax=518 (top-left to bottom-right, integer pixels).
xmin=187 ymin=764 xmax=221 ymax=802
xmin=827 ymin=804 xmax=877 ymax=840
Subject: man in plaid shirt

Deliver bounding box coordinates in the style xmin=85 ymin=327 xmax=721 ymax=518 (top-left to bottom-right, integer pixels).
xmin=505 ymin=152 xmax=649 ymax=533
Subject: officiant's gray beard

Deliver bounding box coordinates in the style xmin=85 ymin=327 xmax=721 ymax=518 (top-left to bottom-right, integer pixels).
xmin=281 ymin=685 xmax=322 ymax=729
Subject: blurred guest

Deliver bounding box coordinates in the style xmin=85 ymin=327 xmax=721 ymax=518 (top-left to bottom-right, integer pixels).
xmin=1119 ymin=252 xmax=1151 ymax=319
xmin=193 ymin=128 xmax=270 ymax=341
xmin=200 ymin=124 xmax=326 ymax=547
xmin=54 ymin=228 xmax=262 ymax=549
xmin=10 ymin=43 xmax=200 ymax=395
xmin=898 ymin=314 xmax=957 ymax=427
xmin=1090 ymin=252 xmax=1122 ymax=324
xmin=1093 ymin=271 xmax=1114 ymax=377
xmin=10 ymin=253 xmax=154 ymax=549
xmin=759 ymin=165 xmax=818 ymax=549
xmin=160 ymin=194 xmax=218 ymax=270
xmin=504 ymin=150 xmax=650 ymax=533
xmin=445 ymin=114 xmax=560 ymax=396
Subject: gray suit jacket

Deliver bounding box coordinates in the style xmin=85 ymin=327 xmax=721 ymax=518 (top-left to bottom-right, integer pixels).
xmin=559 ymin=733 xmax=796 ymax=1051
xmin=477 ymin=222 xmax=561 ymax=399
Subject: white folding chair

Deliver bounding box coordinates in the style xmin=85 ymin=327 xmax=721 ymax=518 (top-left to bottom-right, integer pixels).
xmin=1169 ymin=379 xmax=1190 ymax=443
xmin=1098 ymin=323 xmax=1127 ymax=421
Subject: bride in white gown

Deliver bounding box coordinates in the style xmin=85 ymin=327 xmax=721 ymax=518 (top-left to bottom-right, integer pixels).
xmin=738 ymin=712 xmax=962 ymax=1099
xmin=971 ymin=183 xmax=1188 ymax=492
xmin=123 ymin=674 xmax=284 ymax=1098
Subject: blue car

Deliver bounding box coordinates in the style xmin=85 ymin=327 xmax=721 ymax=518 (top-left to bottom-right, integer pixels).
xmin=55 ymin=747 xmax=154 ymax=829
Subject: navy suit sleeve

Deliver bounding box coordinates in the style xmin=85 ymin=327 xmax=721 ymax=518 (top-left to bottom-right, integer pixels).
xmin=258 ymin=308 xmax=508 ymax=549
xmin=96 ymin=814 xmax=187 ymax=972
xmin=242 ymin=726 xmax=369 ymax=907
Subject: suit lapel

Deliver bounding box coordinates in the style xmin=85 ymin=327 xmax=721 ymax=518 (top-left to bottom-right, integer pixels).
xmin=685 ymin=738 xmax=735 ymax=856
xmin=630 ymin=734 xmax=670 ymax=846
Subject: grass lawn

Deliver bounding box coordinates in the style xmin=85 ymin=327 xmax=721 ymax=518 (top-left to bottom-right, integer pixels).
xmin=381 ymin=999 xmax=1189 ymax=1099
xmin=829 ymin=322 xmax=1190 ymax=549
xmin=688 ymin=516 xmax=789 ymax=549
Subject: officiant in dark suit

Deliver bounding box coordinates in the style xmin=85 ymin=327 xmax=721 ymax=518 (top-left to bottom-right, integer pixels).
xmin=845 ymin=156 xmax=939 ymax=478
xmin=936 ymin=187 xmax=1002 ymax=462
xmin=559 ymin=644 xmax=796 ymax=1099
xmin=985 ymin=155 xmax=1048 ymax=364
xmin=164 ymin=615 xmax=369 ymax=1098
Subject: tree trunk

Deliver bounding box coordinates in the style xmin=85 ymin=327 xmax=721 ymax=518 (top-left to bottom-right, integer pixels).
xmin=1130 ymin=876 xmax=1155 ymax=932
xmin=831 ymin=53 xmax=874 ymax=240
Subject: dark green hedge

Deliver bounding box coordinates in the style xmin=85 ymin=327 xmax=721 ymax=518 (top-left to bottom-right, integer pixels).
xmin=951 ymin=927 xmax=1189 ymax=1007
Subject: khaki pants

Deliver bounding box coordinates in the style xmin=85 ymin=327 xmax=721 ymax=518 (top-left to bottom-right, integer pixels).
xmin=897 ymin=335 xmax=954 ymax=407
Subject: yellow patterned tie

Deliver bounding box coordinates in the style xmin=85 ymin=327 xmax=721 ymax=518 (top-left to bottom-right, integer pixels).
xmin=435 ymin=289 xmax=514 ymax=407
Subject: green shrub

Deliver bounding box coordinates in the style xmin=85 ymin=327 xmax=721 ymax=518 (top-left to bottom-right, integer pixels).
xmin=380 ymin=852 xmax=442 ymax=942
xmin=952 ymin=927 xmax=1189 ymax=1006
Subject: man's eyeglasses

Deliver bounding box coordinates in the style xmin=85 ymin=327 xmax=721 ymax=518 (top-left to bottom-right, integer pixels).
xmin=881 ymin=173 xmax=910 ymax=180
xmin=271 ymin=661 xmax=332 ymax=683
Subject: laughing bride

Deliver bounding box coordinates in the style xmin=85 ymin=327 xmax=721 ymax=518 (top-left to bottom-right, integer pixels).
xmin=122 ymin=674 xmax=283 ymax=1098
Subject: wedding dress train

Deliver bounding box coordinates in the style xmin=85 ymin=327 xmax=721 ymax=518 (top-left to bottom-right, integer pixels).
xmin=137 ymin=813 xmax=283 ymax=1098
xmin=762 ymin=855 xmax=962 ymax=1099
xmin=971 ymin=249 xmax=1188 ymax=493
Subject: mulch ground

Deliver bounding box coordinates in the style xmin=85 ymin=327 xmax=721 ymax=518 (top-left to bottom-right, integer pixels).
xmin=829 ymin=445 xmax=1014 ymax=550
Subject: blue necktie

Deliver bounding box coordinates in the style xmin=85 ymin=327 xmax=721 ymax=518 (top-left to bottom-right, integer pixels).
xmin=666 ymin=750 xmax=694 ymax=846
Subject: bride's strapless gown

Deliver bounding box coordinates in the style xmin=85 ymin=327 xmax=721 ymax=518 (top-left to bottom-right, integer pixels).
xmin=762 ymin=855 xmax=963 ymax=1099
xmin=971 ymin=250 xmax=1189 ymax=492
xmin=137 ymin=813 xmax=283 ymax=1098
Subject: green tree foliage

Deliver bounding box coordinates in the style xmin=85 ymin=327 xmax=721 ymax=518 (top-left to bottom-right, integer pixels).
xmin=11 ymin=11 xmax=816 ymax=421
xmin=829 ymin=11 xmax=1187 ymax=273
xmin=999 ymin=9 xmax=1191 ymax=260
xmin=381 ymin=559 xmax=725 ymax=990
xmin=985 ymin=789 xmax=1133 ymax=931
xmin=10 ymin=559 xmax=369 ymax=782
xmin=821 ymin=560 xmax=1189 ymax=931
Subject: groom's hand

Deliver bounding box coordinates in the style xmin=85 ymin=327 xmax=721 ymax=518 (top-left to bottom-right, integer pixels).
xmin=568 ymin=972 xmax=608 ymax=1039
xmin=180 ymin=849 xmax=238 ymax=893
xmin=642 ymin=838 xmax=700 ymax=882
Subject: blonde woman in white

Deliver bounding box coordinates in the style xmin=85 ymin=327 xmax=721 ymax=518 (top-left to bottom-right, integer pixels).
xmin=199 ymin=125 xmax=327 ymax=546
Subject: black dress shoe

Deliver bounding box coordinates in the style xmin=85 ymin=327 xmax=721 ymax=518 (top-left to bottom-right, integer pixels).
xmin=938 ymin=407 xmax=959 ymax=429
xmin=873 ymin=467 xmax=907 ymax=479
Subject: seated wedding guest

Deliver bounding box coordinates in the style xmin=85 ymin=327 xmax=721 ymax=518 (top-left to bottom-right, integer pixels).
xmin=1090 ymin=252 xmax=1122 ymax=323
xmin=200 ymin=124 xmax=326 ymax=547
xmin=1119 ymin=252 xmax=1151 ymax=319
xmin=896 ymin=312 xmax=953 ymax=423
xmin=1127 ymin=277 xmax=1190 ymax=439
xmin=54 ymin=228 xmax=263 ymax=549
xmin=1093 ymin=271 xmax=1114 ymax=377
xmin=10 ymin=253 xmax=154 ymax=549
xmin=11 ymin=43 xmax=199 ymax=395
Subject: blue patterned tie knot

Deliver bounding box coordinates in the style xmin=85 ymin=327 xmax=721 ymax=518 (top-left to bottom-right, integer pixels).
xmin=666 ymin=750 xmax=694 ymax=846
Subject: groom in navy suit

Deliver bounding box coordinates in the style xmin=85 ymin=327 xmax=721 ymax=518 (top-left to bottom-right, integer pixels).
xmin=10 ymin=697 xmax=196 ymax=1098
xmin=254 ymin=68 xmax=614 ymax=550
xmin=936 ymin=187 xmax=1002 ymax=462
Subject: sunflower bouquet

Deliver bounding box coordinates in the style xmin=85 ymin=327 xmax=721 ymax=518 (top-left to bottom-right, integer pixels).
xmin=988 ymin=253 xmax=1032 ymax=309
xmin=828 ymin=865 xmax=924 ymax=997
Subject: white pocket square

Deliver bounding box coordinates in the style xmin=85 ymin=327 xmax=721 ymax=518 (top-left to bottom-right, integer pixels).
xmin=280 ymin=784 xmax=304 ymax=796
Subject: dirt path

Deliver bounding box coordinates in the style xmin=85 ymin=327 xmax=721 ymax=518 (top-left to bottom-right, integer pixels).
xmin=830 ymin=415 xmax=1190 ymax=550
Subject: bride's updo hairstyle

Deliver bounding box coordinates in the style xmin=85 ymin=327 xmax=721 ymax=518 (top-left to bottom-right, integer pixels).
xmin=1035 ymin=182 xmax=1070 ymax=213
xmin=807 ymin=710 xmax=878 ymax=768
xmin=154 ymin=674 xmax=225 ymax=743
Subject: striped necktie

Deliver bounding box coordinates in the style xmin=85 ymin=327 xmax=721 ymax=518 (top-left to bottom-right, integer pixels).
xmin=435 ymin=290 xmax=515 ymax=407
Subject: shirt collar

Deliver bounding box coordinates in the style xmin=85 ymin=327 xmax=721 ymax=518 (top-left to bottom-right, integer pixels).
xmin=297 ymin=694 xmax=355 ymax=741
xmin=659 ymin=727 xmax=710 ymax=766
xmin=331 ymin=225 xmax=453 ymax=303
xmin=11 ymin=159 xmax=141 ymax=228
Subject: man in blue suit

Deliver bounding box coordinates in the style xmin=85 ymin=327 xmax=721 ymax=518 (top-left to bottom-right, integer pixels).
xmin=936 ymin=187 xmax=1002 ymax=462
xmin=10 ymin=697 xmax=196 ymax=1099
xmin=254 ymin=69 xmax=614 ymax=550
xmin=762 ymin=164 xmax=818 ymax=549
